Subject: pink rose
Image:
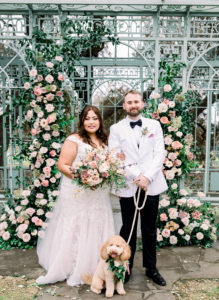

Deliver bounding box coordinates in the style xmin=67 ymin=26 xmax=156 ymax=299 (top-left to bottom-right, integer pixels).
xmin=162 ymin=229 xmax=170 ymax=238
xmin=45 ymin=74 xmax=54 ymax=83
xmin=49 ymin=150 xmax=56 ymax=157
xmin=26 ymin=207 xmax=35 ymax=216
xmin=164 ymin=136 xmax=172 ymax=145
xmin=170 ymin=235 xmax=177 ymax=245
xmin=160 ymin=213 xmax=168 ymax=222
xmin=168 ymin=152 xmax=177 ymax=161
xmin=185 ymin=234 xmax=190 ymax=241
xmin=46 ymin=93 xmax=54 ymax=101
xmin=47 ymin=113 xmax=57 ymax=123
xmin=169 ymin=101 xmax=175 ymax=108
xmin=172 ymin=141 xmax=183 ymax=150
xmin=43 ymin=166 xmax=51 ymax=174
xmin=89 ymin=161 xmax=97 ymax=168
xmin=181 ymin=217 xmax=189 ymax=226
xmin=22 ymin=233 xmax=31 ymax=242
xmin=37 ymin=75 xmax=43 ymax=82
xmin=2 ymin=231 xmax=10 ymax=241
xmin=29 ymin=69 xmax=37 ymax=77
xmin=52 ymin=131 xmax=59 ymax=137
xmin=22 ymin=190 xmax=31 ymax=197
xmin=17 ymin=216 xmax=24 ymax=223
xmin=165 ymin=170 xmax=175 ymax=180
xmin=160 ymin=116 xmax=169 ymax=124
xmin=37 ymin=209 xmax=44 ymax=216
xmin=33 ymin=86 xmax=42 ymax=96
xmin=164 ymin=84 xmax=172 ymax=92
xmin=45 ymin=104 xmax=54 ymax=112
xmin=46 ymin=212 xmax=53 ymax=218
xmin=169 ymin=110 xmax=176 ymax=118
xmin=58 ymin=74 xmax=64 ymax=81
xmin=196 ymin=232 xmax=204 ymax=240
xmin=187 ymin=152 xmax=194 ymax=160
xmin=42 ymin=180 xmax=49 ymax=187
xmin=36 ymin=193 xmax=44 ymax=198
xmin=46 ymin=62 xmax=54 ymax=68
xmin=34 ymin=179 xmax=41 ymax=187
xmin=38 ymin=231 xmax=45 ymax=238
xmin=35 ymin=218 xmax=43 ymax=226
xmin=40 ymin=199 xmax=47 ymax=205
xmin=158 ymin=102 xmax=168 ymax=113
xmin=56 ymin=91 xmax=63 ymax=97
xmin=55 ymin=56 xmax=63 ymax=62
xmin=176 ymin=131 xmax=183 ymax=137
xmin=43 ymin=133 xmax=51 ymax=141
xmin=163 ymin=99 xmax=170 ymax=105
xmin=24 ymin=82 xmax=30 ymax=90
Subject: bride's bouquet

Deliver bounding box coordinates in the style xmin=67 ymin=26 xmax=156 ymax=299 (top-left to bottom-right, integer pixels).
xmin=71 ymin=148 xmax=127 ymax=191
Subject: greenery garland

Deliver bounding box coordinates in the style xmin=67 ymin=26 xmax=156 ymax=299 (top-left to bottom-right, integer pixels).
xmin=106 ymin=257 xmax=126 ymax=283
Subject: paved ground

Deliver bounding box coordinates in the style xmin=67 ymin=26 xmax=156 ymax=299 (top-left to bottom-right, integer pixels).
xmin=0 ymin=240 xmax=218 ymax=300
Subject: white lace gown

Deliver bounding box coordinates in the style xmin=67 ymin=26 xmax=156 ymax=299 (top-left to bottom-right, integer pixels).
xmin=36 ymin=135 xmax=115 ymax=286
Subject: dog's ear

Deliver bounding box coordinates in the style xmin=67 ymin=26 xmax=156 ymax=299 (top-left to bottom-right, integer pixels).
xmin=100 ymin=241 xmax=109 ymax=260
xmin=120 ymin=244 xmax=131 ymax=261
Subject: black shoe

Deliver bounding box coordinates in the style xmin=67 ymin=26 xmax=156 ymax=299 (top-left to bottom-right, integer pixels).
xmin=124 ymin=270 xmax=132 ymax=284
xmin=146 ymin=269 xmax=166 ymax=286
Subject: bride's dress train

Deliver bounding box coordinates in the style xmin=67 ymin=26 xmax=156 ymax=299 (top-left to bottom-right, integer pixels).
xmin=36 ymin=136 xmax=115 ymax=286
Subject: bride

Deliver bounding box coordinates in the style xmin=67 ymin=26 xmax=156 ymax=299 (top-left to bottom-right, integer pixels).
xmin=36 ymin=105 xmax=115 ymax=286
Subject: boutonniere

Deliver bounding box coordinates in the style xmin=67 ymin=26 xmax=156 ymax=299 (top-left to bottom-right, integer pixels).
xmin=106 ymin=257 xmax=126 ymax=283
xmin=141 ymin=126 xmax=148 ymax=137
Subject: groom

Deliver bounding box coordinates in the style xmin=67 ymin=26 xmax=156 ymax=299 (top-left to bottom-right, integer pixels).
xmin=108 ymin=90 xmax=168 ymax=286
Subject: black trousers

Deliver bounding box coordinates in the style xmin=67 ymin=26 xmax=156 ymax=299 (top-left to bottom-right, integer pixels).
xmin=120 ymin=189 xmax=159 ymax=271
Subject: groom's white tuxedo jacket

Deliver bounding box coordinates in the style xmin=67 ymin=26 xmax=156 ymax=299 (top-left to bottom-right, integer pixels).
xmin=108 ymin=116 xmax=168 ymax=197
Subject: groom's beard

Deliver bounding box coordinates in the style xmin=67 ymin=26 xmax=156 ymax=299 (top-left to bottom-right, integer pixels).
xmin=126 ymin=107 xmax=143 ymax=117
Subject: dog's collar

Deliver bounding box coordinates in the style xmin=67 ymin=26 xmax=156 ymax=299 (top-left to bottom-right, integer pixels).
xmin=106 ymin=257 xmax=125 ymax=283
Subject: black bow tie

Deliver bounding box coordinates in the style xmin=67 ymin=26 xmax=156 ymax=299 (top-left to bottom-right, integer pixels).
xmin=130 ymin=119 xmax=142 ymax=129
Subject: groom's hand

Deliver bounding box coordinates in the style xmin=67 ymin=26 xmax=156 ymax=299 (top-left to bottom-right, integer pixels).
xmin=134 ymin=174 xmax=150 ymax=191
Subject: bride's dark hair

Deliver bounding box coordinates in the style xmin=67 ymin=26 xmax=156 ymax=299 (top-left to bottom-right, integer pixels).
xmin=77 ymin=105 xmax=108 ymax=147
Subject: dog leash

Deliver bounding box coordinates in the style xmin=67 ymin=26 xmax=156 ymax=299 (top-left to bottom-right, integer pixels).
xmin=127 ymin=185 xmax=148 ymax=245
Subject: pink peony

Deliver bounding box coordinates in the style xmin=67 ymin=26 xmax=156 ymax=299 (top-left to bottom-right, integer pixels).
xmin=159 ymin=198 xmax=170 ymax=207
xmin=181 ymin=217 xmax=190 ymax=226
xmin=36 ymin=193 xmax=44 ymax=198
xmin=58 ymin=74 xmax=64 ymax=81
xmin=47 ymin=113 xmax=56 ymax=123
xmin=29 ymin=69 xmax=37 ymax=77
xmin=164 ymin=136 xmax=173 ymax=145
xmin=192 ymin=210 xmax=202 ymax=220
xmin=201 ymin=223 xmax=209 ymax=230
xmin=45 ymin=74 xmax=54 ymax=83
xmin=160 ymin=213 xmax=168 ymax=222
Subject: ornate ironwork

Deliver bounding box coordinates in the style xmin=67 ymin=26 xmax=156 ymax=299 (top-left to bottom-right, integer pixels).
xmin=0 ymin=2 xmax=219 ymax=198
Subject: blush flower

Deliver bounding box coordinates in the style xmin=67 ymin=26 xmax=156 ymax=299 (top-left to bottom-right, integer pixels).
xmin=164 ymin=84 xmax=172 ymax=92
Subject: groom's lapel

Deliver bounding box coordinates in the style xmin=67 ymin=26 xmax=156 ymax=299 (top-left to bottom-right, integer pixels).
xmin=123 ymin=118 xmax=139 ymax=153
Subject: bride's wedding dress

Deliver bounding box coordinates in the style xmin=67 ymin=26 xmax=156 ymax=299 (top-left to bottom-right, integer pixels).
xmin=36 ymin=135 xmax=115 ymax=286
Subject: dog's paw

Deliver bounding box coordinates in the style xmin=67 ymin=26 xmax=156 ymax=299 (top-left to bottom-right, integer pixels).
xmin=118 ymin=289 xmax=126 ymax=295
xmin=105 ymin=291 xmax=114 ymax=298
xmin=91 ymin=287 xmax=101 ymax=294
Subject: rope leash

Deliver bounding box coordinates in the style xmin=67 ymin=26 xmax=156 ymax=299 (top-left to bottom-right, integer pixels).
xmin=127 ymin=185 xmax=148 ymax=245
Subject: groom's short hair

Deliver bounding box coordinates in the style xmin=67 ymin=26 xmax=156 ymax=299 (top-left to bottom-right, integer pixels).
xmin=124 ymin=90 xmax=143 ymax=101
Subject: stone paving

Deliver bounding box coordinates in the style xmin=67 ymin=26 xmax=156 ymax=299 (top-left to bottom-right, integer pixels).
xmin=0 ymin=241 xmax=218 ymax=300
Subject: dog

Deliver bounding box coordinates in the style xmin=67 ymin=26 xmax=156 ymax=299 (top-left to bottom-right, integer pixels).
xmin=82 ymin=235 xmax=131 ymax=298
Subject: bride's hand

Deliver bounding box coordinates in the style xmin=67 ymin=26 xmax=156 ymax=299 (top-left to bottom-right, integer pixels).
xmin=116 ymin=152 xmax=126 ymax=161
